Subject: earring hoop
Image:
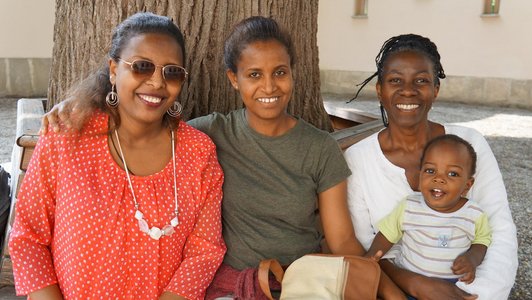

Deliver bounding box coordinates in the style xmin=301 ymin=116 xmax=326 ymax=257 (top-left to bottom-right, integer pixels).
xmin=167 ymin=101 xmax=183 ymax=117
xmin=106 ymin=84 xmax=119 ymax=107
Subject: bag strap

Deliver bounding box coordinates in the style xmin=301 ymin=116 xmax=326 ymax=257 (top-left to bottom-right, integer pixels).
xmin=258 ymin=259 xmax=284 ymax=300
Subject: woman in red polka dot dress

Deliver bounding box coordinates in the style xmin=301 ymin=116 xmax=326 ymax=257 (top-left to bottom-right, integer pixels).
xmin=8 ymin=12 xmax=226 ymax=300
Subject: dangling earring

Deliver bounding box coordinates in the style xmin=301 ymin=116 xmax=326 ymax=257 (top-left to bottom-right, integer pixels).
xmin=379 ymin=102 xmax=389 ymax=127
xmin=167 ymin=101 xmax=183 ymax=117
xmin=106 ymin=84 xmax=119 ymax=107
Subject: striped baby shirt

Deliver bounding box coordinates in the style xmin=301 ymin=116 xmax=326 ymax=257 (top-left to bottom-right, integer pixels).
xmin=378 ymin=192 xmax=491 ymax=279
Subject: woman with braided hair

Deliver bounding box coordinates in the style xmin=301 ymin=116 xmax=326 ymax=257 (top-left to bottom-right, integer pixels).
xmin=345 ymin=34 xmax=517 ymax=299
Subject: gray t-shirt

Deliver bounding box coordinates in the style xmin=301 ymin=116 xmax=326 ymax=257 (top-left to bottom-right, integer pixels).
xmin=188 ymin=109 xmax=351 ymax=270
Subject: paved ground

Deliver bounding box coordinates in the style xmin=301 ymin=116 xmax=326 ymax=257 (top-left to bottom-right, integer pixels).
xmin=0 ymin=96 xmax=530 ymax=299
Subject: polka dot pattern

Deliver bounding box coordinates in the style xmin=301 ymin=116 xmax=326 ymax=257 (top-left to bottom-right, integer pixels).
xmin=9 ymin=112 xmax=226 ymax=299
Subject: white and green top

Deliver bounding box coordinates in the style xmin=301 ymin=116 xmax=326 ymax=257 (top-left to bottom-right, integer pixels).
xmin=378 ymin=192 xmax=491 ymax=279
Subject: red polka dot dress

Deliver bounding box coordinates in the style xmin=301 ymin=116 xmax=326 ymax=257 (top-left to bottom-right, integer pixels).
xmin=9 ymin=112 xmax=226 ymax=299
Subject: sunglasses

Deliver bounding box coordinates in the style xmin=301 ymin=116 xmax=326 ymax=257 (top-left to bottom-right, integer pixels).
xmin=118 ymin=58 xmax=188 ymax=84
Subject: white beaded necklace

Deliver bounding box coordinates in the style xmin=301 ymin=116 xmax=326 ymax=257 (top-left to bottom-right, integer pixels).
xmin=114 ymin=129 xmax=179 ymax=240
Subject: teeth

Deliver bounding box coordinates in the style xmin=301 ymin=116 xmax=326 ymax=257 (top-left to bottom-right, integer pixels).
xmin=139 ymin=94 xmax=162 ymax=104
xmin=431 ymin=188 xmax=445 ymax=197
xmin=396 ymin=104 xmax=419 ymax=110
xmin=257 ymin=97 xmax=278 ymax=103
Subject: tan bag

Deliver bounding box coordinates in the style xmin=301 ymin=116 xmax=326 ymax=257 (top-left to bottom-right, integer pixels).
xmin=259 ymin=254 xmax=380 ymax=300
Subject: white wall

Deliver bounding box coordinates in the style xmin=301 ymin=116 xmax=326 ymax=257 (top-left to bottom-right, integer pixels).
xmin=318 ymin=0 xmax=532 ymax=80
xmin=0 ymin=0 xmax=55 ymax=58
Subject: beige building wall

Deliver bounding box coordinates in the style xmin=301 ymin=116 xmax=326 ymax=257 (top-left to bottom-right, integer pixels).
xmin=318 ymin=0 xmax=532 ymax=108
xmin=1 ymin=0 xmax=531 ymax=108
xmin=0 ymin=0 xmax=55 ymax=97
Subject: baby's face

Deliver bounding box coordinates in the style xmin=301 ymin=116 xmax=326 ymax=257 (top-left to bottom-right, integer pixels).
xmin=419 ymin=142 xmax=474 ymax=213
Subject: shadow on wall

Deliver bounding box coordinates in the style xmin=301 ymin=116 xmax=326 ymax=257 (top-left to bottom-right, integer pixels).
xmin=0 ymin=58 xmax=51 ymax=98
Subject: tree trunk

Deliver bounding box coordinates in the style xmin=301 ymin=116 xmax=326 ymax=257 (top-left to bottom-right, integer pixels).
xmin=48 ymin=0 xmax=331 ymax=130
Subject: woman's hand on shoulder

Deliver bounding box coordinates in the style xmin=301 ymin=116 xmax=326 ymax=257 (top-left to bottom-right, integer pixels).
xmin=40 ymin=97 xmax=93 ymax=134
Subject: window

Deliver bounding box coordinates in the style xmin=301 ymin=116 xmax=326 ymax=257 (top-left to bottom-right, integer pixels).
xmin=483 ymin=0 xmax=500 ymax=15
xmin=353 ymin=0 xmax=368 ymax=18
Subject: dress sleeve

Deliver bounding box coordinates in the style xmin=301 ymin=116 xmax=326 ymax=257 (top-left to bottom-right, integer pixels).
xmin=345 ymin=147 xmax=375 ymax=251
xmin=8 ymin=133 xmax=59 ymax=295
xmin=455 ymin=129 xmax=518 ymax=300
xmin=165 ymin=143 xmax=226 ymax=299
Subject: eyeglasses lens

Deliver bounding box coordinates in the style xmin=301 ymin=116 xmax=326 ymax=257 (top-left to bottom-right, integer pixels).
xmin=130 ymin=60 xmax=186 ymax=83
xmin=163 ymin=65 xmax=186 ymax=82
xmin=131 ymin=60 xmax=155 ymax=75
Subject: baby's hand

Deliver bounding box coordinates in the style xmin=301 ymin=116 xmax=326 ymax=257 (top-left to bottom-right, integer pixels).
xmin=451 ymin=254 xmax=476 ymax=284
xmin=364 ymin=250 xmax=383 ymax=262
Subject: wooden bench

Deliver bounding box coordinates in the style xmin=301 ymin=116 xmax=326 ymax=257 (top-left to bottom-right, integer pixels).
xmin=324 ymin=101 xmax=384 ymax=150
xmin=0 ymin=99 xmax=45 ymax=285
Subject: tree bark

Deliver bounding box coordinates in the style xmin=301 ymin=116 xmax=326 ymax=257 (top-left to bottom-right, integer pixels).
xmin=48 ymin=0 xmax=331 ymax=130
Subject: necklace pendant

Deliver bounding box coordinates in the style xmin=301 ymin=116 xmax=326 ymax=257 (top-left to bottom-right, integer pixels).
xmin=171 ymin=216 xmax=179 ymax=227
xmin=149 ymin=227 xmax=163 ymax=240
xmin=138 ymin=218 xmax=150 ymax=233
xmin=162 ymin=225 xmax=175 ymax=235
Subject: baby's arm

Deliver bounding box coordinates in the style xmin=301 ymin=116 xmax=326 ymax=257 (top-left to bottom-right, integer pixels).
xmin=365 ymin=232 xmax=393 ymax=261
xmin=452 ymin=244 xmax=488 ymax=284
xmin=366 ymin=200 xmax=406 ymax=261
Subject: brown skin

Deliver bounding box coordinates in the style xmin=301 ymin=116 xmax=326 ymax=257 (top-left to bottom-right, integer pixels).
xmin=419 ymin=142 xmax=475 ymax=213
xmin=28 ymin=284 xmax=63 ymax=300
xmin=226 ymin=40 xmax=296 ymax=137
xmin=375 ymin=50 xmax=478 ymax=300
xmin=159 ymin=292 xmax=188 ymax=300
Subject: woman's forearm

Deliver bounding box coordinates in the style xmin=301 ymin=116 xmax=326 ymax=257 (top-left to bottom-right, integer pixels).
xmin=28 ymin=284 xmax=63 ymax=300
xmin=377 ymin=270 xmax=407 ymax=300
xmin=379 ymin=259 xmax=419 ymax=296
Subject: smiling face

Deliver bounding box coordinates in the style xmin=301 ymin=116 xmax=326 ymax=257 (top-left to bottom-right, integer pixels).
xmin=376 ymin=50 xmax=440 ymax=128
xmin=109 ymin=33 xmax=184 ymax=128
xmin=226 ymin=39 xmax=293 ymax=126
xmin=419 ymin=141 xmax=475 ymax=213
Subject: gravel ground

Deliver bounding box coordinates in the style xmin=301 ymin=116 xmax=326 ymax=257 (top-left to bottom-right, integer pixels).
xmin=0 ymin=96 xmax=530 ymax=299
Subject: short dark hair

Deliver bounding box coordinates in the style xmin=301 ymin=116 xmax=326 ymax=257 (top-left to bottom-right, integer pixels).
xmin=223 ymin=16 xmax=295 ymax=73
xmin=420 ymin=134 xmax=477 ymax=176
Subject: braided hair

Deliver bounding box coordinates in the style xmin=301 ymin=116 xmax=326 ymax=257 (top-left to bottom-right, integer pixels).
xmin=349 ymin=34 xmax=446 ymax=102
